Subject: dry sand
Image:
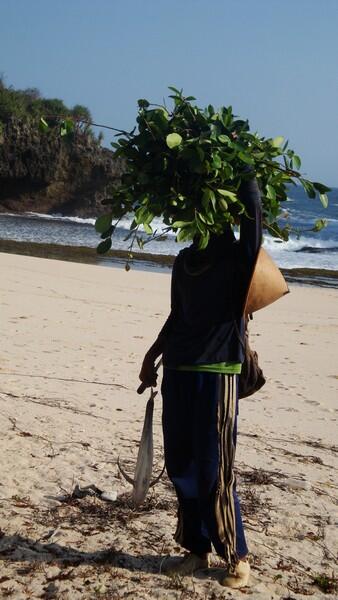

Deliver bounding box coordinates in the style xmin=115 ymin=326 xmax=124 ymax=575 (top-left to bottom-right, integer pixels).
xmin=0 ymin=252 xmax=337 ymax=599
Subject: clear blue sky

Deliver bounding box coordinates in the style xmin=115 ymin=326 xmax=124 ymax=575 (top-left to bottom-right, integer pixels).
xmin=1 ymin=0 xmax=337 ymax=185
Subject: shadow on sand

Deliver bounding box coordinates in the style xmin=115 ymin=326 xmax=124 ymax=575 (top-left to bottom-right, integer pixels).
xmin=0 ymin=533 xmax=222 ymax=582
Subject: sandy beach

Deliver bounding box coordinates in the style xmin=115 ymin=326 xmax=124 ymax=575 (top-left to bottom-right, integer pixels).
xmin=0 ymin=251 xmax=337 ymax=599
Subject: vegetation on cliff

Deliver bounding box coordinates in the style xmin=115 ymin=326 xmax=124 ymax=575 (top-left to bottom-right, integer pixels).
xmin=0 ymin=79 xmax=122 ymax=216
xmin=0 ymin=77 xmax=93 ymax=134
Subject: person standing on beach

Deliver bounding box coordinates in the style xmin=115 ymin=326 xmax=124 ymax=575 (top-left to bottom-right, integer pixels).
xmin=139 ymin=171 xmax=262 ymax=588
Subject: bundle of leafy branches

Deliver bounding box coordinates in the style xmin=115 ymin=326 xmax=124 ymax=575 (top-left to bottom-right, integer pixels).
xmin=93 ymin=86 xmax=330 ymax=257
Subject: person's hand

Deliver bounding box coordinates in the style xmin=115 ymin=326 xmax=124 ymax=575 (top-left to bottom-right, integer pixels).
xmin=139 ymin=353 xmax=158 ymax=389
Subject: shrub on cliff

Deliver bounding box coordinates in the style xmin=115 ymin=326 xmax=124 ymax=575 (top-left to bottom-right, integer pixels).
xmin=0 ymin=78 xmax=93 ymax=135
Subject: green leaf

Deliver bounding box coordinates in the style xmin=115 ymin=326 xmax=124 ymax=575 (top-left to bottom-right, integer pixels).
xmin=100 ymin=225 xmax=115 ymax=239
xmin=300 ymin=179 xmax=316 ymax=199
xmin=64 ymin=119 xmax=74 ymax=134
xmin=134 ymin=206 xmax=147 ymax=225
xmin=95 ymin=214 xmax=112 ymax=233
xmin=168 ymin=85 xmax=182 ymax=95
xmin=143 ymin=223 xmax=153 ymax=234
xmin=137 ymin=237 xmax=145 ymax=249
xmin=266 ymin=221 xmax=290 ymax=241
xmin=217 ymin=189 xmax=237 ymax=202
xmin=39 ymin=117 xmax=49 ymax=132
xmin=212 ymin=154 xmax=222 ymax=169
xmin=197 ymin=231 xmax=210 ymax=250
xmin=219 ymin=198 xmax=228 ymax=211
xmin=195 ymin=214 xmax=207 ymax=235
xmin=177 ymin=227 xmax=193 ymax=242
xmin=60 ymin=121 xmax=68 ymax=137
xmin=293 ymin=154 xmax=301 ymax=170
xmin=144 ymin=210 xmax=154 ymax=224
xmin=266 ymin=185 xmax=276 ymax=201
xmin=210 ymin=193 xmax=217 ymax=211
xmin=97 ymin=238 xmax=112 ymax=254
xmin=172 ymin=220 xmax=193 ymax=228
xmin=313 ymin=182 xmax=331 ymax=193
xmin=197 ymin=212 xmax=207 ymax=224
xmin=272 ymin=136 xmax=284 ymax=148
xmin=181 ymin=146 xmax=205 ymax=172
xmin=319 ymin=193 xmax=329 ymax=209
xmin=238 ymin=151 xmax=254 ymax=165
xmin=138 ymin=98 xmax=150 ymax=108
xmin=220 ymin=106 xmax=233 ymax=128
xmin=166 ymin=133 xmax=183 ymax=149
xmin=202 ymin=188 xmax=216 ymax=211
xmin=204 ymin=210 xmax=214 ymax=224
xmin=312 ymin=218 xmax=328 ymax=232
xmin=60 ymin=119 xmax=74 ymax=137
xmin=217 ymin=134 xmax=231 ymax=144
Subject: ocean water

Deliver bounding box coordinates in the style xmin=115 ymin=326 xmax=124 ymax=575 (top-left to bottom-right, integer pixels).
xmin=0 ymin=185 xmax=337 ymax=272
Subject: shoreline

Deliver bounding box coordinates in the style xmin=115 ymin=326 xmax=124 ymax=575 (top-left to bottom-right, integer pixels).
xmin=1 ymin=238 xmax=338 ymax=288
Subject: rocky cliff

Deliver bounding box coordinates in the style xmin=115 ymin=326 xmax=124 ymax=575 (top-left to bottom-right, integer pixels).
xmin=0 ymin=119 xmax=124 ymax=217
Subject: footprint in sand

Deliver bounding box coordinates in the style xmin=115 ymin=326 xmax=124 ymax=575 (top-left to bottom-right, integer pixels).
xmin=304 ymin=399 xmax=320 ymax=406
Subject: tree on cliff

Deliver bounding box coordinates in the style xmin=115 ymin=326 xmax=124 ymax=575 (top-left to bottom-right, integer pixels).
xmin=0 ymin=77 xmax=122 ymax=216
xmin=0 ymin=77 xmax=93 ymax=134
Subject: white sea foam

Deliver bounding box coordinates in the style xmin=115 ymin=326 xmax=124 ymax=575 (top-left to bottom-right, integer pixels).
xmin=22 ymin=212 xmax=172 ymax=233
xmin=263 ymin=234 xmax=338 ymax=270
xmin=1 ymin=210 xmax=337 ymax=270
xmin=263 ymin=234 xmax=337 ymax=253
xmin=118 ymin=214 xmax=171 ymax=234
xmin=27 ymin=212 xmax=97 ymax=226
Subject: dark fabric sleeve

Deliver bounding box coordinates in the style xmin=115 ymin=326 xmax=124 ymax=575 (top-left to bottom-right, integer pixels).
xmin=157 ymin=310 xmax=174 ymax=341
xmin=157 ymin=258 xmax=179 ymax=341
xmin=236 ymin=173 xmax=263 ymax=314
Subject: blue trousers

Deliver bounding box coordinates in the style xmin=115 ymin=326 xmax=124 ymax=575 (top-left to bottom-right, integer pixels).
xmin=162 ymin=369 xmax=248 ymax=565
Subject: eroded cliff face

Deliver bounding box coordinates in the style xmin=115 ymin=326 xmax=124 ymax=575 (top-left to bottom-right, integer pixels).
xmin=0 ymin=119 xmax=124 ymax=216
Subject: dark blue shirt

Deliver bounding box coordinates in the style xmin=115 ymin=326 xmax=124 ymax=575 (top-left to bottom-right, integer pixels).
xmin=160 ymin=175 xmax=262 ymax=367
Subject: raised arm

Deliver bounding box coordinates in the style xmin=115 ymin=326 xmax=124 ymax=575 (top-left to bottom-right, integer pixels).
xmin=236 ymin=173 xmax=263 ymax=313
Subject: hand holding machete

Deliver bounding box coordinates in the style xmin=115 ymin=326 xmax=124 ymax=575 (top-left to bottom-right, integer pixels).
xmin=137 ymin=358 xmax=162 ymax=394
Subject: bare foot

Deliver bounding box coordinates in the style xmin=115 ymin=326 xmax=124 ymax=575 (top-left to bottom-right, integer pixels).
xmin=221 ymin=559 xmax=250 ymax=588
xmin=163 ymin=553 xmax=209 ymax=576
